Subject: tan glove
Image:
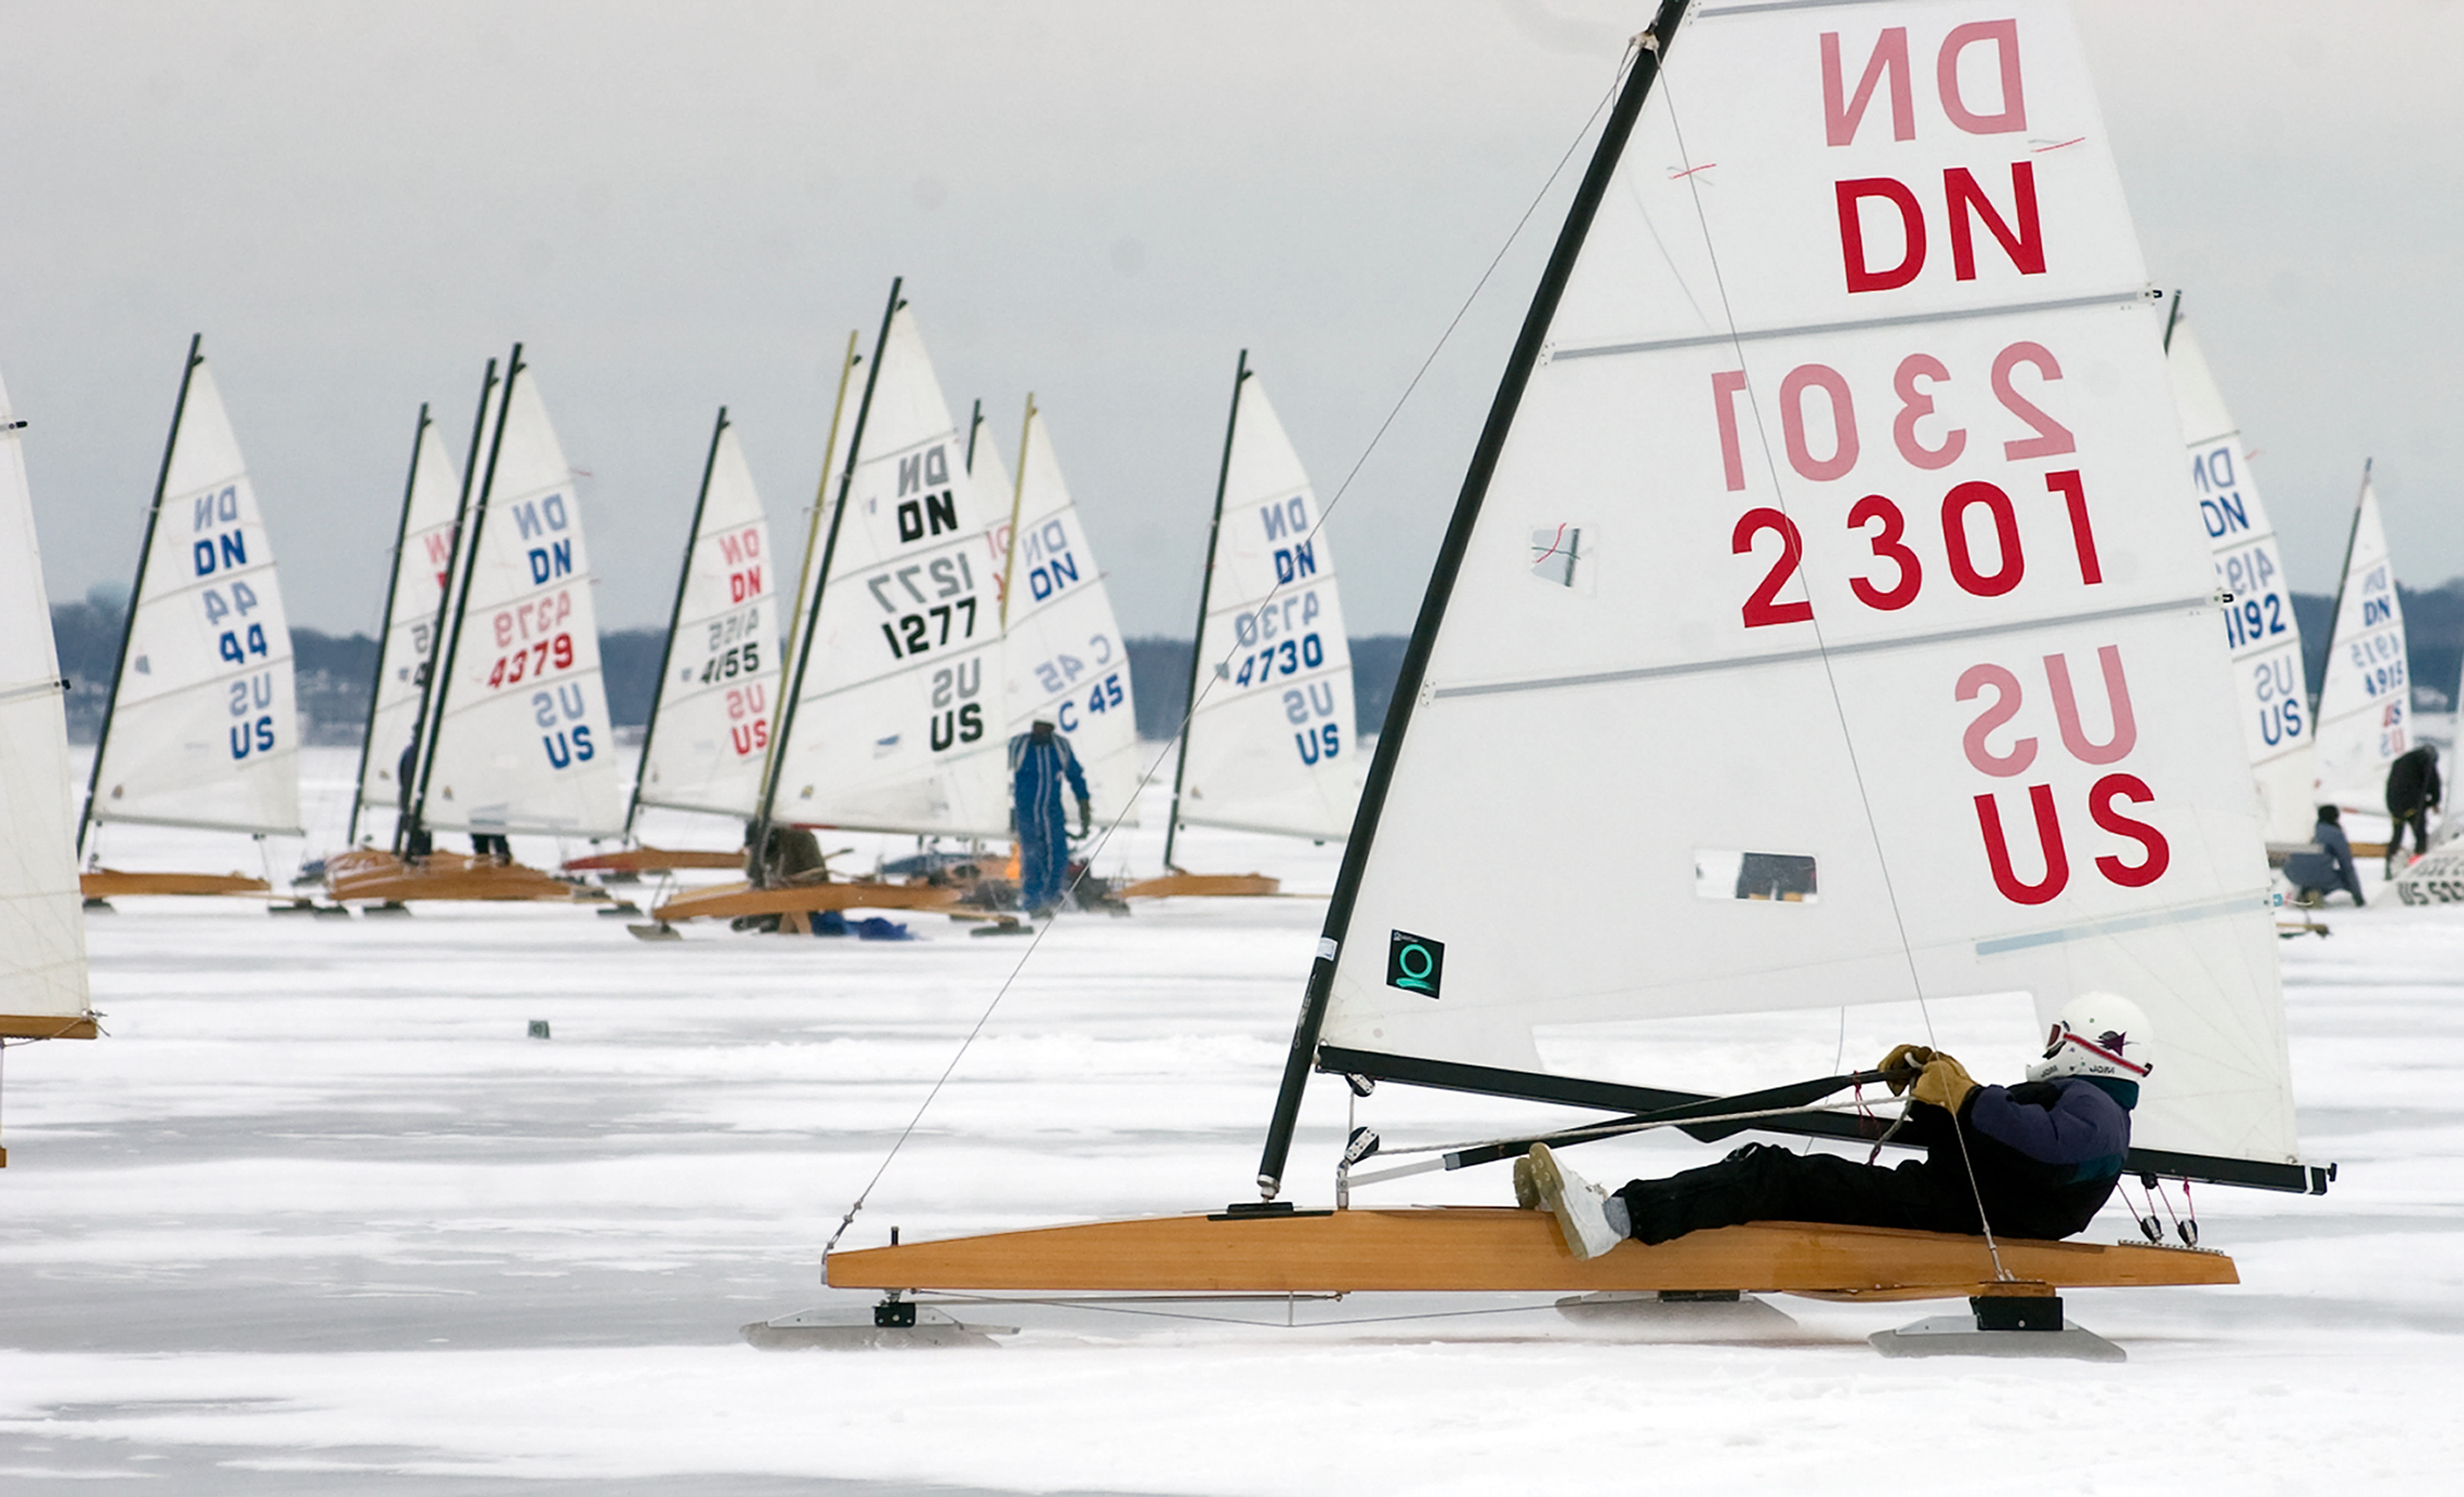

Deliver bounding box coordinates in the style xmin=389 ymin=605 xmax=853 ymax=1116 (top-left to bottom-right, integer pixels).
xmin=1877 ymin=1043 xmax=1937 ymax=1094
xmin=1910 ymin=1052 xmax=1978 ymax=1113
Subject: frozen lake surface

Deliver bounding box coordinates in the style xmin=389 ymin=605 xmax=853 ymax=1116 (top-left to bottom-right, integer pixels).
xmin=4 ymin=748 xmax=2460 ymax=1493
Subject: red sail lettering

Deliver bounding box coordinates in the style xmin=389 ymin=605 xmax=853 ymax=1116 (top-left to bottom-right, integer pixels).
xmin=2043 ymin=646 xmax=2137 ymax=765
xmin=2089 ymin=773 xmax=2169 ymax=887
xmin=1836 ymin=178 xmax=1926 ymax=293
xmin=1975 ymin=784 xmax=2067 ymax=905
xmin=1957 ymin=663 xmax=2036 ymax=776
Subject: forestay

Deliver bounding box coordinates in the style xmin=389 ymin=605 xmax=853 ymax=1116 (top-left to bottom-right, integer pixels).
xmin=635 ymin=415 xmax=781 ymax=823
xmin=1177 ymin=371 xmax=1362 ymax=842
xmin=769 ymin=305 xmax=1010 ymax=838
xmin=356 ymin=414 xmax=467 ymax=826
xmin=2311 ymin=471 xmax=2408 ymax=811
xmin=2167 ymin=319 xmax=2314 ymax=845
xmin=999 ymin=403 xmax=1140 ymax=823
xmin=421 ymin=366 xmax=625 ymax=837
xmin=1291 ymin=1 xmax=2304 ymax=1188
xmin=0 ymin=368 xmax=90 ymax=1036
xmin=89 ymin=356 xmax=302 ymax=837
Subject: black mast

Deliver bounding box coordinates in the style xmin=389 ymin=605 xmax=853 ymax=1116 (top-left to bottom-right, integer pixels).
xmin=628 ymin=407 xmax=730 ymax=837
xmin=1162 ymin=349 xmax=1247 ymax=874
xmin=347 ymin=403 xmax=431 ymax=849
xmin=408 ymin=346 xmax=523 ymax=847
xmin=395 ymin=357 xmax=499 ymax=855
xmin=79 ymin=333 xmax=203 ymax=858
xmin=749 ymin=279 xmax=902 ymax=885
xmin=1255 ymin=3 xmax=1691 ymax=1199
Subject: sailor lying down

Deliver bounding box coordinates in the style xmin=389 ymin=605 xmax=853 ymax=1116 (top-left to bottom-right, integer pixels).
xmin=1522 ymin=994 xmax=2154 ymax=1255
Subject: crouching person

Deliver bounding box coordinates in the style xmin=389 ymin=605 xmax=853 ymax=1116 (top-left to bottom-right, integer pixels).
xmin=1524 ymin=995 xmax=2152 ymax=1258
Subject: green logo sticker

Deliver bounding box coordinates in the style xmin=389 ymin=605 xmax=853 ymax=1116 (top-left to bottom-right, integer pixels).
xmin=1387 ymin=930 xmax=1443 ymax=998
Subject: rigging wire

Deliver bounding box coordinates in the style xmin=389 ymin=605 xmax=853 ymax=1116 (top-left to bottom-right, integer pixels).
xmin=816 ymin=50 xmax=1639 ymax=1258
xmin=1656 ymin=70 xmax=2012 ymax=1281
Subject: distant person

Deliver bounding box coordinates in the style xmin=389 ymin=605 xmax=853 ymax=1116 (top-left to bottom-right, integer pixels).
xmin=2286 ymin=804 xmax=2367 ymax=908
xmin=2385 ymin=744 xmax=2442 ymax=876
xmin=1522 ymin=996 xmax=2151 ymax=1255
xmin=394 ymin=738 xmax=432 ymax=859
xmin=1008 ymin=718 xmax=1091 ymax=919
xmin=744 ymin=819 xmax=827 ymax=886
xmin=471 ymin=832 xmax=511 ymax=861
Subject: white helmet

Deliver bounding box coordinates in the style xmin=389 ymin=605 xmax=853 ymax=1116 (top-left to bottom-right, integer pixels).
xmin=2027 ymin=992 xmax=2154 ymax=1084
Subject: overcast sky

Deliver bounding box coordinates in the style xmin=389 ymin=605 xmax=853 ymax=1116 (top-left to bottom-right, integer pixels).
xmin=5 ymin=1 xmax=2459 ymax=638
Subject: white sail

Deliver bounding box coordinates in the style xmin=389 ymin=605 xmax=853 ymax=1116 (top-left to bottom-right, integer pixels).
xmin=89 ymin=357 xmax=302 ymax=837
xmin=1177 ymin=373 xmax=1362 ymax=842
xmin=635 ymin=417 xmax=782 ymax=823
xmin=2311 ymin=471 xmax=2408 ymax=812
xmin=2167 ymin=320 xmax=2316 ymax=845
xmin=356 ymin=414 xmax=467 ymax=827
xmin=0 ymin=369 xmax=90 ymax=1035
xmin=768 ymin=305 xmax=1011 ymax=838
xmin=1000 ymin=404 xmax=1141 ymax=823
xmin=1308 ymin=2 xmax=2303 ymax=1180
xmin=421 ymin=365 xmax=625 ymax=837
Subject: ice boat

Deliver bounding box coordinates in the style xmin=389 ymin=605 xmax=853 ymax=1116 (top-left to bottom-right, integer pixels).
xmin=1122 ymin=352 xmax=1365 ymax=901
xmin=328 ymin=346 xmax=621 ymax=906
xmin=1 ymin=360 xmax=96 ymax=1079
xmin=78 ymin=336 xmax=302 ymax=904
xmin=822 ymin=1 xmax=2328 ymax=1341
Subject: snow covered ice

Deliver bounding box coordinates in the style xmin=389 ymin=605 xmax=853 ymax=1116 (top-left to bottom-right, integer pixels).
xmin=2 ymin=748 xmax=2460 ymax=1494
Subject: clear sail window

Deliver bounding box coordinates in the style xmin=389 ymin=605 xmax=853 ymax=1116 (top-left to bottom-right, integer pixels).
xmin=1529 ymin=524 xmax=1583 ymax=587
xmin=1695 ymin=849 xmax=1819 ymax=903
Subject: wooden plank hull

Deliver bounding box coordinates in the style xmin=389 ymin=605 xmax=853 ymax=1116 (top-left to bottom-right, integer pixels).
xmin=563 ymin=847 xmax=746 ymax=873
xmin=80 ymin=869 xmax=269 ymax=898
xmin=0 ymin=1013 xmax=99 ymax=1040
xmin=652 ymin=880 xmax=963 ymax=921
xmin=324 ymin=849 xmax=581 ymax=904
xmin=824 ymin=1207 xmax=2237 ymax=1299
xmin=1116 ymin=873 xmax=1282 ymax=900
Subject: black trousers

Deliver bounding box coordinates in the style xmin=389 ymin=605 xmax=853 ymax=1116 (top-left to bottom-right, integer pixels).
xmin=1613 ymin=1143 xmax=1984 ymax=1245
xmin=2389 ymin=808 xmax=2432 ymax=866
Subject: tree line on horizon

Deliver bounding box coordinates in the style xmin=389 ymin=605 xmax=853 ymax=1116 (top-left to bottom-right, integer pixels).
xmin=44 ymin=587 xmax=2464 ymax=749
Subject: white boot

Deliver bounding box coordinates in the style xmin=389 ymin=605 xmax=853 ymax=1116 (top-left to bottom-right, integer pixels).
xmin=1527 ymin=1143 xmax=1622 ymax=1260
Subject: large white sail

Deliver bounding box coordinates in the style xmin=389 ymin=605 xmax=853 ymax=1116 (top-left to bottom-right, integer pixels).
xmin=635 ymin=413 xmax=782 ymax=823
xmin=2167 ymin=319 xmax=2315 ymax=844
xmin=87 ymin=353 xmax=302 ymax=837
xmin=768 ymin=303 xmax=1011 ymax=839
xmin=354 ymin=412 xmax=467 ymax=832
xmin=2311 ymin=470 xmax=2408 ymax=812
xmin=0 ymin=369 xmax=91 ymax=1036
xmin=1175 ymin=370 xmax=1362 ymax=842
xmin=999 ymin=403 xmax=1140 ymax=823
xmin=1289 ymin=1 xmax=2305 ymax=1188
xmin=420 ymin=363 xmax=625 ymax=837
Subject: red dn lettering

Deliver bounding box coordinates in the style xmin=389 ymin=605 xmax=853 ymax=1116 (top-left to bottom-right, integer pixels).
xmin=1959 ymin=646 xmax=2168 ymax=904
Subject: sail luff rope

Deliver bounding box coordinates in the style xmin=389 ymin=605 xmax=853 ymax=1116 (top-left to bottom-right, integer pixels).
xmin=1656 ymin=70 xmax=2011 ymax=1281
xmin=816 ymin=56 xmax=1636 ymax=1258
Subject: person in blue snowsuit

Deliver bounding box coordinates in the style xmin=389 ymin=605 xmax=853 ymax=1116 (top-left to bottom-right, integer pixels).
xmin=1009 ymin=718 xmax=1091 ymax=917
xmin=2289 ymin=804 xmax=2367 ymax=907
xmin=1524 ymin=995 xmax=2154 ymax=1256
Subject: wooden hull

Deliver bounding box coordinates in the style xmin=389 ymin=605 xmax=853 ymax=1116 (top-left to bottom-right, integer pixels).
xmin=80 ymin=869 xmax=269 ymax=898
xmin=1116 ymin=872 xmax=1282 ymax=900
xmin=0 ymin=1013 xmax=99 ymax=1040
xmin=324 ymin=849 xmax=581 ymax=904
xmin=652 ymin=880 xmax=963 ymax=921
xmin=563 ymin=847 xmax=746 ymax=873
xmin=824 ymin=1207 xmax=2237 ymax=1299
